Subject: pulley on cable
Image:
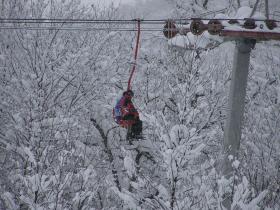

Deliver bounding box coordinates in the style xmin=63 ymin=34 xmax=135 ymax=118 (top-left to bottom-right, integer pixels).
xmin=113 ymin=19 xmax=143 ymax=140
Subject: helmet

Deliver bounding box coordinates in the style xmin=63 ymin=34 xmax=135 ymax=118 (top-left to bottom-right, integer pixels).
xmin=123 ymin=90 xmax=134 ymax=97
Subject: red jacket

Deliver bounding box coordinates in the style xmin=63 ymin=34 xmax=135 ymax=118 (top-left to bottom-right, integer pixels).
xmin=113 ymin=96 xmax=139 ymax=127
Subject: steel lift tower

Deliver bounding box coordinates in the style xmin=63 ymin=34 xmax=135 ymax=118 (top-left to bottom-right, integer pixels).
xmin=163 ymin=14 xmax=280 ymax=209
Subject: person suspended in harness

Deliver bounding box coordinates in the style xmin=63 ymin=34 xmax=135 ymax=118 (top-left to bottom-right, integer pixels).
xmin=113 ymin=90 xmax=142 ymax=138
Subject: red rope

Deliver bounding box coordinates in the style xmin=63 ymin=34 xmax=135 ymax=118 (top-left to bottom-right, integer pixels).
xmin=127 ymin=19 xmax=141 ymax=91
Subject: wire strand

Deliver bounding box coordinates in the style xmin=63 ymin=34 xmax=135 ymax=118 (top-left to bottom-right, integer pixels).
xmin=0 ymin=17 xmax=279 ymax=24
xmin=0 ymin=26 xmax=165 ymax=31
xmin=0 ymin=20 xmax=166 ymax=24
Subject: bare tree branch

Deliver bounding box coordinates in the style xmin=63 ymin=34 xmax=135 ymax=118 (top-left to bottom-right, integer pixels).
xmin=90 ymin=118 xmax=121 ymax=191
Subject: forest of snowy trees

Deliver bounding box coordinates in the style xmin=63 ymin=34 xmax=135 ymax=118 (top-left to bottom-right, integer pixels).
xmin=0 ymin=0 xmax=279 ymax=209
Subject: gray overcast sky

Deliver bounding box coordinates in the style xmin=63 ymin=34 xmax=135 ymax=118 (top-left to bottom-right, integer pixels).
xmin=81 ymin=0 xmax=172 ymax=19
xmin=82 ymin=0 xmax=137 ymax=7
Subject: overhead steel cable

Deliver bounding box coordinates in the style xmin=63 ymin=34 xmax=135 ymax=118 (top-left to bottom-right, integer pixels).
xmin=0 ymin=21 xmax=164 ymax=24
xmin=0 ymin=18 xmax=166 ymax=22
xmin=0 ymin=26 xmax=166 ymax=31
xmin=0 ymin=17 xmax=279 ymax=24
xmin=0 ymin=17 xmax=279 ymax=32
xmin=0 ymin=20 xmax=166 ymax=24
xmin=0 ymin=18 xmax=166 ymax=24
xmin=0 ymin=8 xmax=229 ymax=23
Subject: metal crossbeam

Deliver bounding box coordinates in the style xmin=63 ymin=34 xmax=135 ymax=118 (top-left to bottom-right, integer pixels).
xmin=221 ymin=30 xmax=280 ymax=40
xmin=163 ymin=19 xmax=280 ymax=41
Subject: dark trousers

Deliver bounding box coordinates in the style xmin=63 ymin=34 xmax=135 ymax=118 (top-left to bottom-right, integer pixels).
xmin=131 ymin=119 xmax=142 ymax=136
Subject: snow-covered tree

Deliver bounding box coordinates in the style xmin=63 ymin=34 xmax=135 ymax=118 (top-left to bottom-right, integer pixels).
xmin=0 ymin=0 xmax=279 ymax=209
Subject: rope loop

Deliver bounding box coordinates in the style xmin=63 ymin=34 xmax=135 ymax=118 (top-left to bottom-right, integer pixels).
xmin=127 ymin=19 xmax=141 ymax=91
